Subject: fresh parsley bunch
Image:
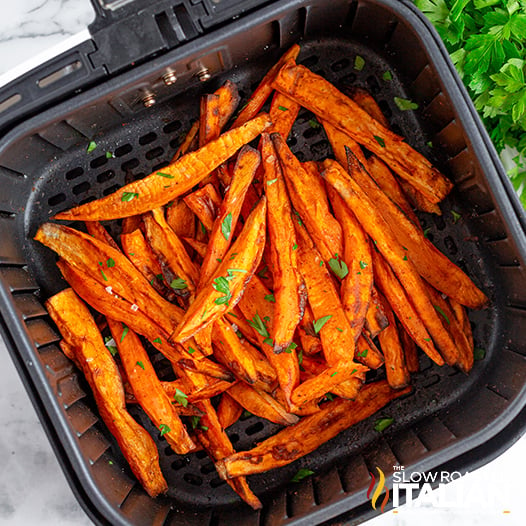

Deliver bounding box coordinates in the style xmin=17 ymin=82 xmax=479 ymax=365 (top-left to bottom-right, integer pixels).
xmin=415 ymin=0 xmax=526 ymax=206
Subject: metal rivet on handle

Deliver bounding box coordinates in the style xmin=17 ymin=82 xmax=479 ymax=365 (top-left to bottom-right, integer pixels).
xmin=197 ymin=68 xmax=211 ymax=82
xmin=142 ymin=92 xmax=156 ymax=108
xmin=162 ymin=71 xmax=177 ymax=86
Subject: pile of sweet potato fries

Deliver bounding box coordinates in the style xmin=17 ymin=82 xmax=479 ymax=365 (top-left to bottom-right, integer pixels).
xmin=35 ymin=44 xmax=487 ymax=508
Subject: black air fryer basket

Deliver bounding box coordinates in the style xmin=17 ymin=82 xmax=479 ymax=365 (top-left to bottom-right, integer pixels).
xmin=1 ymin=0 xmax=526 ymax=524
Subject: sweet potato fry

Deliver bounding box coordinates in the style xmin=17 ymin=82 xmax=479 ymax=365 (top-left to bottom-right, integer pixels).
xmin=85 ymin=221 xmax=120 ymax=250
xmin=216 ymin=80 xmax=241 ymax=129
xmin=399 ymin=178 xmax=442 ymax=215
xmin=268 ymin=92 xmax=300 ymax=139
xmin=217 ymin=393 xmax=243 ymax=429
xmin=194 ymin=399 xmax=262 ymax=510
xmin=449 ymin=298 xmax=474 ymax=352
xmin=54 ymin=114 xmax=271 ymax=221
xmin=231 ymin=44 xmax=300 ymax=128
xmin=199 ymin=146 xmax=261 ymax=287
xmin=398 ymin=321 xmax=420 ymax=373
xmin=171 ymin=197 xmax=267 ymax=343
xmin=297 ymin=304 xmax=323 ymax=356
xmin=364 ymin=286 xmax=389 ymax=338
xmin=262 ymin=133 xmax=306 ymax=353
xmin=323 ymin=120 xmax=367 ymax=166
xmin=323 ymin=159 xmax=460 ymax=366
xmin=199 ymin=94 xmax=221 ymax=148
xmin=143 ymin=207 xmax=200 ymax=297
xmin=172 ymin=121 xmax=199 ymax=162
xmin=291 ymin=360 xmax=367 ymax=407
xmin=328 ymin=187 xmax=372 ymax=342
xmin=273 ymin=62 xmax=452 ymax=203
xmin=162 ymin=378 xmax=234 ymax=403
xmin=183 ymin=183 xmax=222 ymax=233
xmin=272 ymin=132 xmax=343 ymax=262
xmin=47 ymin=288 xmax=168 ymax=497
xmin=107 ymin=318 xmax=196 ymax=454
xmin=344 ymin=148 xmax=487 ymax=309
xmin=237 ymin=276 xmax=300 ymax=409
xmin=165 ymin=199 xmax=195 ymax=239
xmin=357 ymin=332 xmax=385 ymax=370
xmin=376 ymin=293 xmax=411 ymax=389
xmin=227 ymin=382 xmax=299 ymax=426
xmin=371 ymin=249 xmax=443 ymax=365
xmin=348 ymin=86 xmax=391 ymax=129
xmin=216 ymin=380 xmax=410 ymax=479
xmin=182 ymin=236 xmax=207 ymax=258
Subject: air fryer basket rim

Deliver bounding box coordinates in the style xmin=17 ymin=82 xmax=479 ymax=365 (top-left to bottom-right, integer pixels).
xmin=1 ymin=0 xmax=526 ymax=525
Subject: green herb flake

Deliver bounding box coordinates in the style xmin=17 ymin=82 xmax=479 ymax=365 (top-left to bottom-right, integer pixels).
xmin=330 ymin=371 xmax=338 ymax=377
xmin=104 ymin=336 xmax=118 ymax=356
xmin=120 ymin=324 xmax=129 ymax=342
xmin=106 ymin=258 xmax=115 ymax=268
xmin=173 ymin=389 xmax=189 ymax=407
xmin=354 ymin=55 xmax=365 ymax=71
xmin=424 ymin=338 xmax=431 ymax=342
xmin=434 ymin=305 xmax=450 ymax=324
xmin=374 ymin=417 xmax=394 ymax=432
xmin=291 ymin=468 xmax=315 ymax=483
xmin=136 ymin=361 xmax=145 ymax=370
xmin=474 ymin=348 xmax=486 ymax=361
xmin=423 ymin=227 xmax=431 ymax=238
xmin=221 ymin=212 xmax=233 ymax=241
xmin=100 ymin=269 xmax=108 ymax=281
xmin=200 ymin=426 xmax=209 ymax=431
xmin=284 ymin=342 xmax=298 ymax=353
xmin=313 ymin=315 xmax=332 ymax=334
xmin=157 ymin=171 xmax=174 ymax=179
xmin=403 ymin=255 xmax=408 ymax=261
xmin=357 ymin=348 xmax=369 ymax=358
xmin=325 ymin=393 xmax=334 ymax=401
xmin=121 ymin=191 xmax=139 ymax=202
xmin=229 ymin=252 xmax=238 ymax=260
xmin=309 ymin=118 xmax=320 ymax=129
xmin=257 ymin=265 xmax=269 ymax=279
xmin=328 ymin=256 xmax=349 ymax=279
xmin=394 ymin=97 xmax=419 ymax=111
xmin=451 ymin=210 xmax=462 ymax=223
xmin=170 ymin=277 xmax=187 ymax=290
xmin=216 ymin=258 xmax=222 ymax=263
xmin=382 ymin=70 xmax=393 ymax=81
xmin=105 ymin=151 xmax=114 ymax=159
xmin=373 ymin=135 xmax=385 ymax=148
xmin=267 ymin=177 xmax=279 ymax=186
xmin=336 ymin=327 xmax=343 ymax=332
xmin=87 ymin=141 xmax=97 ymax=153
xmin=298 ymin=349 xmax=304 ymax=365
xmin=264 ymin=293 xmax=276 ymax=303
xmin=359 ymin=260 xmax=368 ymax=269
xmin=248 ymin=313 xmax=270 ymax=338
xmin=292 ymin=243 xmax=298 ymax=250
xmin=426 ymin=141 xmax=433 ymax=148
xmin=190 ymin=416 xmax=201 ymax=429
xmin=187 ymin=346 xmax=196 ymax=355
xmin=159 ymin=423 xmax=171 ymax=436
xmin=278 ymin=105 xmax=289 ymax=111
xmin=227 ymin=311 xmax=238 ymax=318
xmin=263 ymin=337 xmax=274 ymax=346
xmin=153 ymin=337 xmax=162 ymax=344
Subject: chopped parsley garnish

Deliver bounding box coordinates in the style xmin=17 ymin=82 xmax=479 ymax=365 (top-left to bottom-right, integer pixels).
xmin=278 ymin=105 xmax=289 ymax=111
xmin=136 ymin=361 xmax=145 ymax=370
xmin=221 ymin=212 xmax=233 ymax=241
xmin=474 ymin=348 xmax=486 ymax=361
xmin=309 ymin=118 xmax=320 ymax=129
xmin=328 ymin=255 xmax=349 ymax=279
xmin=121 ymin=191 xmax=139 ymax=202
xmin=187 ymin=346 xmax=196 ymax=354
xmin=451 ymin=210 xmax=462 ymax=223
xmin=313 ymin=315 xmax=332 ymax=334
xmin=382 ymin=70 xmax=393 ymax=81
xmin=284 ymin=342 xmax=298 ymax=353
xmin=257 ymin=265 xmax=269 ymax=279
xmin=120 ymin=324 xmax=129 ymax=342
xmin=213 ymin=276 xmax=232 ymax=305
xmin=403 ymin=255 xmax=408 ymax=261
xmin=170 ymin=277 xmax=187 ymax=290
xmin=373 ymin=135 xmax=385 ymax=148
xmin=291 ymin=468 xmax=314 ymax=482
xmin=248 ymin=313 xmax=270 ymax=339
xmin=374 ymin=417 xmax=394 ymax=432
xmin=157 ymin=171 xmax=174 ymax=179
xmin=263 ymin=337 xmax=274 ymax=346
xmin=267 ymin=177 xmax=278 ymax=186
xmin=153 ymin=337 xmax=162 ymax=344
xmin=354 ymin=55 xmax=365 ymax=71
xmin=173 ymin=389 xmax=188 ymax=407
xmin=229 ymin=252 xmax=238 ymax=260
xmin=104 ymin=336 xmax=118 ymax=356
xmin=394 ymin=97 xmax=419 ymax=111
xmin=106 ymin=258 xmax=115 ymax=268
xmin=336 ymin=327 xmax=343 ymax=332
xmin=357 ymin=348 xmax=369 ymax=358
xmin=100 ymin=269 xmax=108 ymax=281
xmin=87 ymin=141 xmax=97 ymax=153
xmin=105 ymin=151 xmax=114 ymax=159
xmin=330 ymin=371 xmax=338 ymax=377
xmin=434 ymin=305 xmax=450 ymax=324
xmin=190 ymin=416 xmax=201 ymax=429
xmin=293 ymin=243 xmax=298 ymax=250
xmin=359 ymin=260 xmax=368 ymax=269
xmin=159 ymin=423 xmax=171 ymax=436
xmin=423 ymin=227 xmax=431 ymax=238
xmin=264 ymin=293 xmax=276 ymax=303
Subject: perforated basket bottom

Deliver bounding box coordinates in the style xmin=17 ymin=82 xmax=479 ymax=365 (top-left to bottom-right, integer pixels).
xmin=23 ymin=38 xmax=496 ymax=510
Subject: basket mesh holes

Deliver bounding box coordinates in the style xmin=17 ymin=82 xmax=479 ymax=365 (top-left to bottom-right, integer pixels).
xmin=90 ymin=155 xmax=108 ymax=170
xmin=209 ymin=477 xmax=226 ymax=488
xmin=72 ymin=181 xmax=91 ymax=195
xmin=163 ymin=120 xmax=182 ymax=134
xmin=183 ymin=473 xmax=203 ymax=486
xmin=245 ymin=421 xmax=264 ymax=436
xmin=287 ymin=136 xmax=298 ymax=148
xmin=331 ymin=58 xmax=351 ymax=72
xmin=48 ymin=193 xmax=66 ymax=206
xmin=433 ymin=215 xmax=446 ymax=230
xmin=302 ymin=55 xmax=319 ymax=68
xmin=310 ymin=139 xmax=330 ymax=158
xmin=121 ymin=158 xmax=140 ymax=172
xmin=171 ymin=456 xmax=190 ymax=470
xmin=200 ymin=462 xmax=216 ymax=475
xmin=103 ymin=184 xmax=120 ymax=196
xmin=229 ymin=433 xmax=240 ymax=444
xmin=444 ymin=236 xmax=458 ymax=256
xmin=340 ymin=73 xmax=357 ymax=85
xmin=96 ymin=170 xmax=115 ymax=184
xmin=65 ymin=167 xmax=84 ymax=180
xmin=195 ymin=450 xmax=208 ymax=460
xmin=139 ymin=132 xmax=157 ymax=145
xmin=145 ymin=146 xmax=165 ymax=160
xmin=378 ymin=100 xmax=392 ymax=119
xmin=115 ymin=144 xmax=133 ymax=157
xmin=365 ymin=75 xmax=381 ymax=95
xmin=302 ymin=126 xmax=321 ymax=140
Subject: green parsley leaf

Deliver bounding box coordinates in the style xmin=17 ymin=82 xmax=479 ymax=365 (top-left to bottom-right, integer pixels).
xmin=357 ymin=348 xmax=369 ymax=358
xmin=170 ymin=277 xmax=188 ymax=290
xmin=423 ymin=227 xmax=431 ymax=238
xmin=190 ymin=416 xmax=201 ymax=429
xmin=221 ymin=212 xmax=233 ymax=241
xmin=291 ymin=468 xmax=315 ymax=483
xmin=374 ymin=417 xmax=394 ymax=432
xmin=354 ymin=55 xmax=365 ymax=71
xmin=157 ymin=171 xmax=174 ymax=179
xmin=121 ymin=191 xmax=139 ymax=202
xmin=267 ymin=177 xmax=278 ymax=186
xmin=373 ymin=135 xmax=386 ymax=147
xmin=153 ymin=337 xmax=162 ymax=344
xmin=106 ymin=258 xmax=115 ymax=268
xmin=105 ymin=151 xmax=114 ymax=159
xmin=257 ymin=265 xmax=269 ymax=279
xmin=87 ymin=141 xmax=97 ymax=153
xmin=313 ymin=315 xmax=332 ymax=334
xmin=359 ymin=260 xmax=368 ymax=269
xmin=278 ymin=105 xmax=289 ymax=111
xmin=100 ymin=269 xmax=108 ymax=281
xmin=248 ymin=313 xmax=270 ymax=338
xmin=264 ymin=293 xmax=276 ymax=303
xmin=136 ymin=361 xmax=145 ymax=370
xmin=173 ymin=389 xmax=188 ymax=407
xmin=328 ymin=256 xmax=349 ymax=279
xmin=187 ymin=346 xmax=196 ymax=354
xmin=159 ymin=423 xmax=171 ymax=436
xmin=451 ymin=210 xmax=462 ymax=223
xmin=104 ymin=336 xmax=118 ymax=356
xmin=474 ymin=347 xmax=486 ymax=361
xmin=434 ymin=304 xmax=450 ymax=324
xmin=284 ymin=342 xmax=298 ymax=353
xmin=330 ymin=371 xmax=338 ymax=377
xmin=394 ymin=96 xmax=419 ymax=111
xmin=120 ymin=324 xmax=129 ymax=342
xmin=382 ymin=70 xmax=393 ymax=81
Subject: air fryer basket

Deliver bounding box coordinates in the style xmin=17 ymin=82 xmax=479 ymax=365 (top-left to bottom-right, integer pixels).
xmin=1 ymin=0 xmax=526 ymax=525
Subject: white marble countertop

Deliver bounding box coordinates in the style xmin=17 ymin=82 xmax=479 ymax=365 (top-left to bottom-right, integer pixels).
xmin=0 ymin=1 xmax=524 ymax=525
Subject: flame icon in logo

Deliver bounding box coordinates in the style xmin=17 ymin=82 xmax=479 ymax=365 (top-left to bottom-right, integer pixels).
xmin=367 ymin=467 xmax=390 ymax=513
